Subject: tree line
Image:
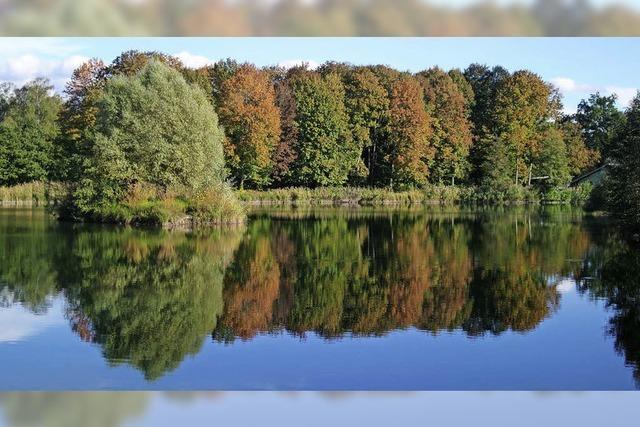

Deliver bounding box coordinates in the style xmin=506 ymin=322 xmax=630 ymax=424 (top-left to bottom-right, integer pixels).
xmin=0 ymin=50 xmax=638 ymax=226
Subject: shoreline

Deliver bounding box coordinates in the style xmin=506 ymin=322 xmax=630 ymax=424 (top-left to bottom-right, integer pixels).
xmin=1 ymin=185 xmax=591 ymax=207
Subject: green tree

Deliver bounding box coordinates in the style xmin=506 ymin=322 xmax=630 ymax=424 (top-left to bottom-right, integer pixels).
xmin=560 ymin=120 xmax=600 ymax=176
xmin=479 ymin=134 xmax=514 ymax=193
xmin=366 ymin=65 xmax=405 ymax=186
xmin=0 ymin=82 xmax=15 ymax=118
xmin=0 ymin=79 xmax=62 ymax=185
xmin=606 ymin=93 xmax=640 ymax=232
xmin=62 ymin=60 xmax=228 ymax=221
xmin=448 ymin=68 xmax=475 ymax=110
xmin=289 ymin=70 xmax=355 ymax=187
xmin=575 ymin=92 xmax=626 ymax=161
xmin=210 ymin=58 xmax=240 ymax=106
xmin=492 ymin=70 xmax=562 ymax=185
xmin=342 ymin=66 xmax=389 ymax=184
xmin=181 ymin=66 xmax=215 ymax=103
xmin=533 ymin=125 xmax=571 ymax=191
xmin=463 ymin=64 xmax=510 ymax=181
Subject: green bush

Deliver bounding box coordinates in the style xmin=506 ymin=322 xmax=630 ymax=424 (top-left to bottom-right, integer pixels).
xmin=188 ymin=184 xmax=245 ymax=225
xmin=541 ymin=183 xmax=593 ymax=205
xmin=471 ymin=184 xmax=539 ymax=204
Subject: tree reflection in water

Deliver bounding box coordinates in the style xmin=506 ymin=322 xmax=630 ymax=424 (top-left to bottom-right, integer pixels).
xmin=60 ymin=228 xmax=244 ymax=380
xmin=3 ymin=206 xmax=638 ymax=382
xmin=213 ymin=207 xmax=574 ymax=341
xmin=577 ymin=233 xmax=640 ymax=386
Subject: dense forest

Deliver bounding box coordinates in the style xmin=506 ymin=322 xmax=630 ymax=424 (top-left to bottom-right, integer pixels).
xmin=0 ymin=50 xmax=638 ymax=228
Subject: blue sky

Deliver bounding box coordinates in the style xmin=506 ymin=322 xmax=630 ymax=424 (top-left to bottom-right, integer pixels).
xmin=0 ymin=37 xmax=638 ymax=113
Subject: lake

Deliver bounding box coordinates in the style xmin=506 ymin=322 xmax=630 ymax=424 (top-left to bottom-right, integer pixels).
xmin=0 ymin=205 xmax=639 ymax=390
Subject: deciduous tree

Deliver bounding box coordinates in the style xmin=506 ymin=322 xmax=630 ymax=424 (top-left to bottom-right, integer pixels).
xmin=218 ymin=64 xmax=281 ymax=188
xmin=492 ymin=70 xmax=561 ymax=185
xmin=560 ymin=120 xmax=600 ymax=176
xmin=56 ymin=58 xmax=106 ymax=181
xmin=575 ymin=92 xmax=626 ymax=161
xmin=0 ymin=79 xmax=62 ymax=185
xmin=418 ymin=67 xmax=473 ymax=184
xmin=65 ymin=60 xmax=227 ymax=219
xmin=386 ymin=76 xmax=434 ymax=188
xmin=289 ymin=70 xmax=355 ymax=187
xmin=606 ymin=92 xmax=640 ymax=231
xmin=342 ymin=66 xmax=388 ymax=184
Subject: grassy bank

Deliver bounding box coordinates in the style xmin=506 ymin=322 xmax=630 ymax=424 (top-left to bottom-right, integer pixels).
xmin=0 ymin=182 xmax=47 ymax=205
xmin=0 ymin=181 xmax=247 ymax=228
xmin=53 ymin=183 xmax=246 ymax=228
xmin=1 ymin=182 xmax=593 ymax=212
xmin=238 ymin=184 xmax=593 ymax=206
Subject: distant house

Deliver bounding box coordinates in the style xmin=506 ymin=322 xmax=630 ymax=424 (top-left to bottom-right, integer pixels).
xmin=570 ymin=163 xmax=610 ymax=187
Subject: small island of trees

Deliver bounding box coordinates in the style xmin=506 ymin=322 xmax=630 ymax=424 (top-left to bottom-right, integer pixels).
xmin=0 ymin=50 xmax=638 ymax=230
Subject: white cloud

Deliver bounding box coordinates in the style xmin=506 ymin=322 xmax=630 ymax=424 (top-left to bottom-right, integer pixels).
xmin=550 ymin=77 xmax=595 ymax=93
xmin=278 ymin=59 xmax=320 ymax=70
xmin=0 ymin=304 xmax=63 ymax=343
xmin=555 ymin=278 xmax=575 ymax=295
xmin=62 ymin=55 xmax=92 ymax=74
xmin=0 ymin=54 xmax=90 ymax=92
xmin=605 ymin=86 xmax=638 ymax=108
xmin=174 ymin=51 xmax=214 ymax=68
xmin=551 ymin=76 xmax=637 ymax=110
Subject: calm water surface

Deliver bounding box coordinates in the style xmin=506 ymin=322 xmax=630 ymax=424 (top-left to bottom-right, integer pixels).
xmin=0 ymin=206 xmax=639 ymax=390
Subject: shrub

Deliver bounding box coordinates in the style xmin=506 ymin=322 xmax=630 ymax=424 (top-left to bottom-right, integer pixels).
xmin=188 ymin=184 xmax=245 ymax=224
